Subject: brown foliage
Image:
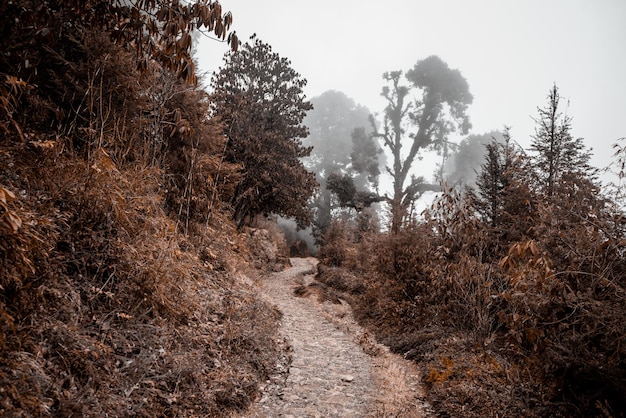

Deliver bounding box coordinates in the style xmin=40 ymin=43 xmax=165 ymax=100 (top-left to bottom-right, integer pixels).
xmin=0 ymin=0 xmax=237 ymax=90
xmin=0 ymin=137 xmax=283 ymax=416
xmin=318 ymin=174 xmax=626 ymax=416
xmin=317 ymin=220 xmax=348 ymax=267
xmin=0 ymin=4 xmax=284 ymax=415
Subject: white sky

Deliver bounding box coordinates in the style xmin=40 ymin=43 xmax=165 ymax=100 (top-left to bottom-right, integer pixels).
xmin=197 ymin=0 xmax=626 ymax=181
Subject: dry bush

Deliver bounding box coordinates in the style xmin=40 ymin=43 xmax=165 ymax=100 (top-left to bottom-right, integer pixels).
xmin=318 ymin=181 xmax=626 ymax=417
xmin=293 ymin=282 xmax=342 ymax=304
xmin=252 ymin=215 xmax=290 ymax=255
xmin=157 ymin=80 xmax=242 ymax=231
xmin=318 ymin=234 xmax=541 ymax=417
xmin=421 ymin=339 xmax=544 ymax=418
xmin=318 ymin=219 xmax=348 ymax=266
xmin=0 ymin=136 xmax=282 ymax=416
xmin=316 ymin=264 xmax=365 ymax=295
xmin=496 ymin=227 xmax=626 ymax=415
xmin=241 ymin=216 xmax=291 ymax=272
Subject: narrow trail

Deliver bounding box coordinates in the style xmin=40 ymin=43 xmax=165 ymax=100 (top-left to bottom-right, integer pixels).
xmin=241 ymin=258 xmax=432 ymax=418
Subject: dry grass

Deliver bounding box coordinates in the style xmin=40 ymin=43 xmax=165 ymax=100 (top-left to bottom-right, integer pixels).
xmin=317 ymin=199 xmax=626 ymax=418
xmin=0 ymin=141 xmax=284 ymax=416
xmin=370 ymin=354 xmax=428 ymax=418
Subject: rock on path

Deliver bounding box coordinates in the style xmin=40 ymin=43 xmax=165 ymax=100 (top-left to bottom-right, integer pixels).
xmin=241 ymin=258 xmax=431 ymax=418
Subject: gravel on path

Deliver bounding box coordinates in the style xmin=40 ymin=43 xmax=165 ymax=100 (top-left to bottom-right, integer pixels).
xmin=240 ymin=258 xmax=431 ymax=418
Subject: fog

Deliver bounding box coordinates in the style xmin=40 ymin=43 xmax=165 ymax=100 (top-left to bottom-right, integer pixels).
xmin=442 ymin=131 xmax=505 ymax=187
xmin=276 ymin=217 xmax=318 ymax=256
xmin=197 ymin=1 xmax=625 ymax=235
xmin=198 ymin=0 xmax=625 ymax=184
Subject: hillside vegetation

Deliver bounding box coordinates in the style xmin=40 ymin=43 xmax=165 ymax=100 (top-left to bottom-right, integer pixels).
xmin=317 ymin=132 xmax=626 ymax=416
xmin=0 ymin=1 xmax=292 ymax=416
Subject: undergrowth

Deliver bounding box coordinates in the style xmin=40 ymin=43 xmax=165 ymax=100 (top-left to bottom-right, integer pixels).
xmin=317 ymin=180 xmax=626 ymax=417
xmin=0 ymin=140 xmax=284 ymax=416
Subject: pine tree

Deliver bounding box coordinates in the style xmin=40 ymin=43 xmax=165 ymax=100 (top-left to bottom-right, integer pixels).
xmin=530 ymin=84 xmax=593 ymax=198
xmin=474 ymin=128 xmax=535 ymax=242
xmin=475 ymin=140 xmax=504 ymax=227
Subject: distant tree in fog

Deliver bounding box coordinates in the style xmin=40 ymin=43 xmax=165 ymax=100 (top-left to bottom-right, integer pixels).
xmin=442 ymin=131 xmax=504 ymax=186
xmin=211 ymin=36 xmax=317 ymax=228
xmin=375 ymin=56 xmax=472 ymax=234
xmin=351 ymin=127 xmax=382 ymax=189
xmin=303 ymin=91 xmax=371 ymax=175
xmin=303 ymin=91 xmax=381 ymax=233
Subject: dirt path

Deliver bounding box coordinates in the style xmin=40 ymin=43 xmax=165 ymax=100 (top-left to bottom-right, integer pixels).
xmin=241 ymin=258 xmax=432 ymax=418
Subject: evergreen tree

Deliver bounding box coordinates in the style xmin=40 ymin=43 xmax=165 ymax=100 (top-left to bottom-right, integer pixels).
xmin=530 ymin=84 xmax=593 ymax=198
xmin=473 ymin=129 xmax=535 ymax=243
xmin=475 ymin=140 xmax=504 ymax=227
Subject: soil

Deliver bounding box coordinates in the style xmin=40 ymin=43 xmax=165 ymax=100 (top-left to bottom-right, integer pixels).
xmin=240 ymin=258 xmax=433 ymax=417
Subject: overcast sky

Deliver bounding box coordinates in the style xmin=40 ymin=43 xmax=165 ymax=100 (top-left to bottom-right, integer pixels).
xmin=197 ymin=0 xmax=626 ymax=181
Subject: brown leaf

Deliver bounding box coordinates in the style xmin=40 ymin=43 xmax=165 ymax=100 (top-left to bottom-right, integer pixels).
xmin=2 ymin=210 xmax=22 ymax=233
xmin=0 ymin=185 xmax=16 ymax=204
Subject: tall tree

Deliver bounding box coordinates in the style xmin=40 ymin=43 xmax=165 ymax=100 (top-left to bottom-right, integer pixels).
xmin=350 ymin=127 xmax=382 ymax=189
xmin=210 ymin=36 xmax=317 ymax=228
xmin=376 ymin=56 xmax=472 ymax=234
xmin=530 ymin=84 xmax=593 ymax=198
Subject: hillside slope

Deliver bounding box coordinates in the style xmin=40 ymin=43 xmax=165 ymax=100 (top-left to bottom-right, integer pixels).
xmin=0 ymin=139 xmax=288 ymax=416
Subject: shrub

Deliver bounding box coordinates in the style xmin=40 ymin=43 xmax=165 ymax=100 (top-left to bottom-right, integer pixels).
xmin=318 ymin=220 xmax=348 ymax=267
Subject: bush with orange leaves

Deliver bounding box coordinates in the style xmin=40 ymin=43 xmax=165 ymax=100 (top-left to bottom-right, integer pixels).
xmin=318 ymin=170 xmax=626 ymax=416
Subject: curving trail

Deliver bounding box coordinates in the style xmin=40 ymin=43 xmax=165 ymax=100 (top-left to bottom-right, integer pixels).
xmin=241 ymin=258 xmax=430 ymax=418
